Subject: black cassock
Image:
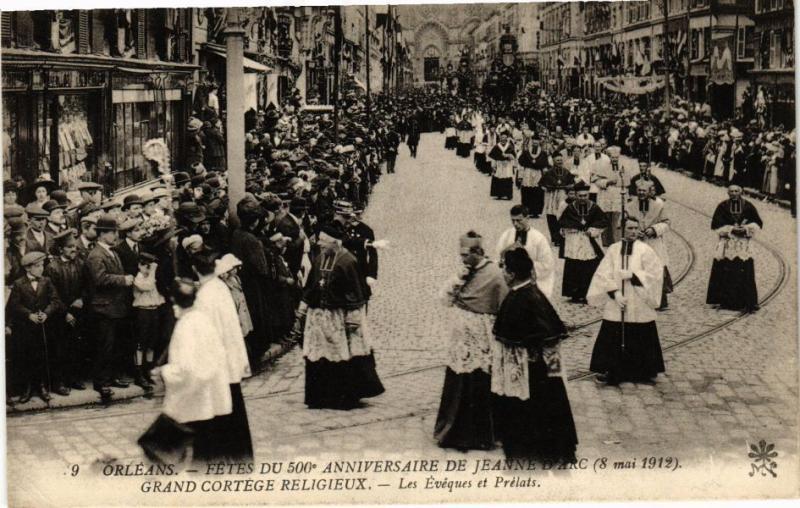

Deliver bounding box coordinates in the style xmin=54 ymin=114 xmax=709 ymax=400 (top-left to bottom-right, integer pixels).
xmin=492 ymin=282 xmax=577 ymax=462
xmin=558 ymin=201 xmax=608 ymax=300
xmin=488 ymin=142 xmax=516 ymax=200
xmin=517 ymin=148 xmax=548 ymax=217
xmin=706 ymin=198 xmax=763 ymax=311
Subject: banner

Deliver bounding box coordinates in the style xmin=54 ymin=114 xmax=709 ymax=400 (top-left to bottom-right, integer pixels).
xmin=599 ymin=75 xmax=665 ymax=95
xmin=709 ymin=34 xmax=735 ymax=85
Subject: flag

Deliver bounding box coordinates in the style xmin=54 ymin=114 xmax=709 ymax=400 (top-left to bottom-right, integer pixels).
xmin=709 ymin=34 xmax=734 ymax=85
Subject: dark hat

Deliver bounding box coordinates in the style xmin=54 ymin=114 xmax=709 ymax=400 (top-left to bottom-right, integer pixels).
xmin=95 ymin=213 xmax=119 ymax=231
xmin=77 ymin=201 xmax=99 ymax=218
xmin=21 ymin=251 xmax=47 ymax=267
xmin=237 ymin=198 xmax=265 ymax=220
xmin=138 ymin=252 xmax=158 ymax=265
xmin=100 ymin=200 xmax=122 ymax=212
xmin=50 ymin=228 xmax=77 ymax=253
xmin=30 ymin=177 xmax=58 ymax=194
xmin=176 ymin=202 xmax=206 ymax=223
xmin=4 ymin=204 xmax=25 ymax=219
xmin=121 ymin=194 xmax=143 ymax=210
xmin=290 ymin=196 xmax=307 ymax=211
xmin=333 ymin=199 xmax=354 ymax=216
xmin=191 ymin=175 xmax=206 ymax=187
xmin=573 ymin=181 xmax=590 ymax=192
xmin=319 ymin=223 xmax=345 ymax=241
xmin=25 ymin=203 xmax=49 ymax=218
xmin=7 ymin=216 xmax=27 ymax=233
xmin=42 ymin=199 xmax=66 ymax=214
xmin=206 ymin=177 xmax=221 ymax=189
xmin=76 ymin=181 xmax=103 ymax=192
xmin=4 ymin=180 xmax=18 ymax=194
xmin=173 ymin=171 xmax=191 ymax=186
xmin=261 ymin=195 xmax=283 ymax=213
xmin=50 ymin=190 xmax=70 ymax=207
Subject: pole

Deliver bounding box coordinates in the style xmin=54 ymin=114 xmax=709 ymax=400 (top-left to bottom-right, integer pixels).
xmin=41 ymin=322 xmax=52 ymax=399
xmin=662 ymin=0 xmax=671 ymax=115
xmin=365 ymin=5 xmax=371 ymax=117
xmin=733 ymin=13 xmax=739 ymax=118
xmin=333 ymin=5 xmax=342 ymax=137
xmin=225 ymin=7 xmax=246 ymax=217
xmin=619 ymin=162 xmax=627 ymax=354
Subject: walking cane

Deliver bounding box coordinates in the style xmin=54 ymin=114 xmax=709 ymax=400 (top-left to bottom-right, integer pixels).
xmin=41 ymin=321 xmax=53 ymax=403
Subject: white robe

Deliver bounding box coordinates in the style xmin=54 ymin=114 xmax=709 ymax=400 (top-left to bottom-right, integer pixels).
xmin=587 ymin=240 xmax=664 ymax=324
xmin=495 ymin=226 xmax=556 ymax=299
xmin=161 ymin=308 xmax=232 ymax=423
xmin=195 ymin=275 xmax=252 ymax=384
xmin=625 ymin=197 xmax=671 ymax=267
xmin=593 ymin=157 xmax=633 ymax=212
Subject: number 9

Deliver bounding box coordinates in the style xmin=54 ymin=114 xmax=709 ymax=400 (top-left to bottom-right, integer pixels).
xmin=71 ymin=464 xmax=80 ymax=477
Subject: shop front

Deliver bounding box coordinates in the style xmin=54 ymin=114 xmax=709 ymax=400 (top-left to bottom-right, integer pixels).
xmin=1 ymin=50 xmax=196 ymax=194
xmin=2 ymin=66 xmax=106 ymax=189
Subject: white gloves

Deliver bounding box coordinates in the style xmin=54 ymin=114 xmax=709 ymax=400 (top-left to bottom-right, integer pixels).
xmin=370 ymin=239 xmax=390 ymax=250
xmin=366 ymin=277 xmax=377 ymax=288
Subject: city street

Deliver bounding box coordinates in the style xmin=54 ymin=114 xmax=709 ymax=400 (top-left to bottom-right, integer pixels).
xmin=7 ymin=132 xmax=798 ymax=490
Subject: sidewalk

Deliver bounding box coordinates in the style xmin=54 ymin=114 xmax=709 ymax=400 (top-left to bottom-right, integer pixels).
xmin=6 ymin=340 xmax=296 ymax=414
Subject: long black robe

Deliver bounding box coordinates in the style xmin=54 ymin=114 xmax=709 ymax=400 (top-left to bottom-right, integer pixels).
xmin=706 ymin=198 xmax=763 ymax=311
xmin=517 ymin=148 xmax=548 ymax=217
xmin=558 ymin=201 xmax=608 ymax=300
xmin=488 ymin=142 xmax=516 ymax=200
xmin=302 ymin=249 xmax=384 ymax=409
xmin=492 ymin=282 xmax=577 ymax=462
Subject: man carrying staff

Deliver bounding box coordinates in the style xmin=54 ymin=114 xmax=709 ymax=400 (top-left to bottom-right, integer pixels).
xmin=593 ymin=146 xmax=630 ymax=246
xmin=435 ymin=231 xmax=507 ymax=451
xmin=558 ymin=181 xmax=607 ymax=304
xmin=706 ymin=184 xmax=763 ymax=313
xmin=626 ymin=181 xmax=672 ymax=310
xmin=587 ymin=217 xmax=666 ymax=385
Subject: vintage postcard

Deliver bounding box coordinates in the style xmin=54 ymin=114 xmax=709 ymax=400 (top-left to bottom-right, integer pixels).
xmin=1 ymin=0 xmax=798 ymax=506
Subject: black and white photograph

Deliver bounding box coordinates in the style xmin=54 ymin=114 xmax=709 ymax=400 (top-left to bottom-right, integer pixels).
xmin=1 ymin=0 xmax=798 ymax=505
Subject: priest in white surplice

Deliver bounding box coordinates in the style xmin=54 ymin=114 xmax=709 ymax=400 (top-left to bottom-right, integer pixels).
xmin=495 ymin=204 xmax=556 ymax=300
xmin=587 ymin=217 xmax=666 ymax=385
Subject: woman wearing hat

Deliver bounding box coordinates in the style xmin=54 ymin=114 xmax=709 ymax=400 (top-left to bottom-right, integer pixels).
xmin=26 ymin=176 xmax=58 ymax=207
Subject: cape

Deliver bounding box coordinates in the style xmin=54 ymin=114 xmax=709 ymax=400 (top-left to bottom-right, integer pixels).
xmin=711 ymin=199 xmax=763 ymax=230
xmin=493 ymin=282 xmax=567 ymax=349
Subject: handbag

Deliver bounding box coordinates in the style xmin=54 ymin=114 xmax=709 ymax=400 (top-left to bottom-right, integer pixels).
xmin=137 ymin=414 xmax=194 ymax=465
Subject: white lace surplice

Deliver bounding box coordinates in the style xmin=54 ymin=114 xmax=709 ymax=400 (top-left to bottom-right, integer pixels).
xmin=303 ymin=307 xmax=373 ymax=362
xmin=447 ymin=307 xmax=495 ymax=374
xmin=490 ymin=341 xmax=529 ymax=400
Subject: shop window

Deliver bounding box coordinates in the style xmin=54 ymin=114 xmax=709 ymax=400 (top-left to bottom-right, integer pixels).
xmin=2 ymin=97 xmax=20 ymax=181
xmin=111 ymin=97 xmax=179 ymax=190
xmin=56 ymin=95 xmax=96 ymax=188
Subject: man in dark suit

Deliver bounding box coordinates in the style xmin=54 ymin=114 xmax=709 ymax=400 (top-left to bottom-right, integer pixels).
xmin=275 ymin=197 xmax=307 ymax=278
xmin=85 ymin=214 xmax=134 ymax=400
xmin=333 ymin=201 xmax=379 ymax=304
xmin=6 ymin=251 xmax=64 ymax=403
xmin=112 ymin=217 xmax=142 ymax=384
xmin=24 ymin=203 xmax=49 ymax=255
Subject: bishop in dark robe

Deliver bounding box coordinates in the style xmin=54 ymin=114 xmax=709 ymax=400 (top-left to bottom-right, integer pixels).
xmin=558 ymin=182 xmax=607 ymax=303
xmin=492 ymin=248 xmax=577 ymax=462
xmin=706 ymin=185 xmax=763 ymax=312
xmin=488 ymin=133 xmax=517 ymax=200
xmin=517 ymin=138 xmax=549 ymax=217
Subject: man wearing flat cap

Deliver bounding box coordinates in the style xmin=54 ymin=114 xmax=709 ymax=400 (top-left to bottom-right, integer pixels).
xmin=85 ymin=213 xmax=135 ymax=400
xmin=25 ymin=203 xmax=50 ymax=254
xmin=6 ymin=251 xmax=64 ymax=403
xmin=46 ymin=229 xmax=88 ymax=395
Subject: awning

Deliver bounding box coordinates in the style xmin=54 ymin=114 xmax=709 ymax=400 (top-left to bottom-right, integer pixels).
xmin=204 ymin=46 xmax=272 ymax=73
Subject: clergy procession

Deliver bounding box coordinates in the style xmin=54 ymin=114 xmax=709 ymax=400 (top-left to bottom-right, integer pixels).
xmin=3 ymin=3 xmax=790 ymax=473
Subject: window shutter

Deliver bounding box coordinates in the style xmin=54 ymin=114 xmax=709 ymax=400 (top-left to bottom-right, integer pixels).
xmin=136 ymin=9 xmax=146 ymax=58
xmin=77 ymin=10 xmax=90 ymax=54
xmin=91 ymin=10 xmax=106 ymax=55
xmin=1 ymin=12 xmax=13 ymax=47
xmin=15 ymin=12 xmax=34 ymax=48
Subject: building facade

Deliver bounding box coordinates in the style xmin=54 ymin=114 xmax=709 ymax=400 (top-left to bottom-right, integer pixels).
xmin=750 ymin=0 xmax=794 ymax=127
xmin=1 ymin=10 xmax=197 ymax=192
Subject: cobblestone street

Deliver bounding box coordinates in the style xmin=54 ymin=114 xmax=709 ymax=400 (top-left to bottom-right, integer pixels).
xmin=7 ymin=133 xmax=798 ymax=497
